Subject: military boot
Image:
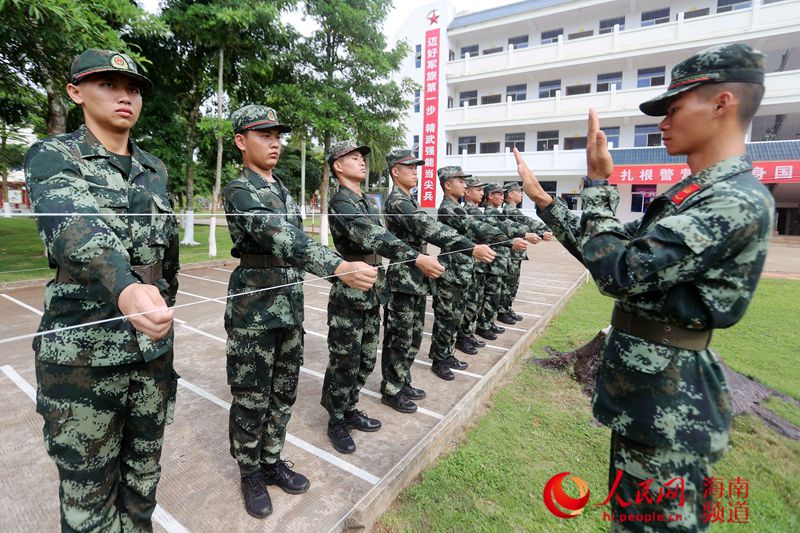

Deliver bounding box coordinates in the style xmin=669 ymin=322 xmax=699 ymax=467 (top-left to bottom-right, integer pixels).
xmin=468 ymin=335 xmax=486 ymax=348
xmin=455 ymin=336 xmax=478 ymax=355
xmin=401 ymin=383 xmax=426 ymax=400
xmin=327 ymin=420 xmax=356 ymax=454
xmin=431 ymin=360 xmax=455 ymax=380
xmin=344 ymin=409 xmax=382 ymax=432
xmin=475 ymin=327 xmax=497 ymax=340
xmin=241 ymin=472 xmax=272 ymax=518
xmin=445 ymin=355 xmax=469 ymax=370
xmin=497 ymin=312 xmax=516 ymax=325
xmin=262 ymin=459 xmax=310 ymax=494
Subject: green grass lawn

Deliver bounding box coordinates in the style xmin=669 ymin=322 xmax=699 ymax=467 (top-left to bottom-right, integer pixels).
xmin=378 ymin=280 xmax=800 ymax=533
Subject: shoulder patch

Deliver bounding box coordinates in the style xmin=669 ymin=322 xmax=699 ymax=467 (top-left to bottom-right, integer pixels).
xmin=671 ymin=183 xmax=701 ymax=205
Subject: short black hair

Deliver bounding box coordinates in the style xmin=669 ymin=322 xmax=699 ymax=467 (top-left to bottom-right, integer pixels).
xmin=695 ymin=82 xmax=764 ymax=127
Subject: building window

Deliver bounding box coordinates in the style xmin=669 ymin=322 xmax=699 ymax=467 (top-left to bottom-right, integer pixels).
xmin=460 ymin=44 xmax=478 ymax=59
xmin=641 ymin=8 xmax=670 ymax=26
xmin=637 ymin=67 xmax=666 ymax=88
xmin=717 ymin=0 xmax=751 ymax=13
xmin=561 ymin=193 xmax=580 ymax=210
xmin=481 ymin=94 xmax=502 ymax=105
xmin=568 ymin=29 xmax=594 ymax=40
xmin=480 ymin=142 xmax=501 ymax=154
xmin=599 ymin=16 xmax=625 ymax=34
xmin=539 ymin=80 xmax=561 ymax=99
xmin=458 ymin=136 xmax=477 ymax=155
xmin=506 ymin=83 xmax=527 ymax=101
xmin=447 ymin=96 xmax=454 ymax=109
xmin=563 ymin=136 xmax=588 ymax=150
xmin=683 ymin=7 xmax=710 ymax=19
xmin=413 ymin=89 xmax=420 ymax=113
xmin=483 ymin=46 xmax=503 ymax=55
xmin=634 ymin=125 xmax=662 ymax=147
xmin=505 ymin=132 xmax=526 ymax=152
xmin=537 ymin=130 xmax=559 ymax=151
xmin=597 ymin=72 xmax=623 ymax=92
xmin=412 ymin=135 xmax=420 ymax=156
xmin=508 ymin=35 xmax=529 ymax=49
xmin=446 ymin=142 xmax=452 ymax=155
xmin=566 ymin=84 xmax=591 ymax=96
xmin=415 ymin=44 xmax=422 ymax=68
xmin=541 ymin=28 xmax=563 ymax=44
xmin=601 ymin=126 xmax=620 ymax=147
xmin=459 ymin=90 xmax=478 ymax=107
xmin=539 ymin=181 xmax=557 ymax=195
xmin=449 ymin=49 xmax=455 ymax=61
xmin=631 ymin=185 xmax=657 ymax=212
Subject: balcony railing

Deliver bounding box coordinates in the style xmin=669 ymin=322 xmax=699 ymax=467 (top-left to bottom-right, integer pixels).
xmin=446 ymin=1 xmax=800 ymax=80
xmin=442 ymin=148 xmax=587 ymax=177
xmin=444 ymin=69 xmax=800 ymax=128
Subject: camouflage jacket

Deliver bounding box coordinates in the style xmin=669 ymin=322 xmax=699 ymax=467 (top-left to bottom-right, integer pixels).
xmin=223 ymin=168 xmax=342 ymax=330
xmin=540 ymin=156 xmax=775 ymax=455
xmin=25 ymin=125 xmax=179 ymax=366
xmin=328 ymin=185 xmax=418 ymax=309
xmin=482 ymin=206 xmax=526 ymax=274
xmin=438 ymin=196 xmax=508 ymax=285
xmin=503 ymin=203 xmax=550 ymax=261
xmin=383 ymin=187 xmax=474 ymax=295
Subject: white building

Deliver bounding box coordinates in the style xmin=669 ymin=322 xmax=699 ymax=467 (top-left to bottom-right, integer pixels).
xmin=394 ymin=0 xmax=800 ymax=233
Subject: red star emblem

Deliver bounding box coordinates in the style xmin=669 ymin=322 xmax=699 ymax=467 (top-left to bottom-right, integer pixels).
xmin=427 ymin=10 xmax=440 ymax=25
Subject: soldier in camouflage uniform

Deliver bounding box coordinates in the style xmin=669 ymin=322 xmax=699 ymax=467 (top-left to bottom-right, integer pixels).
xmin=497 ymin=183 xmax=553 ymax=324
xmin=223 ymin=106 xmax=376 ymax=518
xmin=515 ymin=44 xmax=774 ymax=531
xmin=380 ymin=150 xmax=496 ymax=412
xmin=26 ymin=49 xmax=179 ymax=532
xmin=321 ymin=141 xmax=444 ymax=453
xmin=429 ymin=166 xmax=512 ymax=378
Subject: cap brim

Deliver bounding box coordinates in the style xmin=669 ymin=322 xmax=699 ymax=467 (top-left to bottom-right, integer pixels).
xmin=639 ymin=83 xmax=702 ymax=116
xmin=467 ymin=181 xmax=485 ymax=188
xmin=247 ymin=123 xmax=293 ymax=134
xmin=73 ymin=68 xmax=153 ymax=89
xmin=397 ymin=158 xmax=424 ymax=166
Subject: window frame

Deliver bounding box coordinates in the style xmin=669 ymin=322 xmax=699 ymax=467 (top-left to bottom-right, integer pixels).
xmin=506 ymin=83 xmax=528 ymax=102
xmin=536 ymin=130 xmax=559 ymax=151
xmin=597 ymin=72 xmax=623 ymax=92
xmin=599 ymin=16 xmax=625 ymax=34
xmin=508 ymin=35 xmax=529 ymax=49
xmin=479 ymin=141 xmax=501 ymax=154
xmin=457 ymin=136 xmax=477 ymax=155
xmin=631 ymin=185 xmax=657 ymax=213
xmin=459 ymin=90 xmax=478 ymax=107
xmin=634 ymin=124 xmax=662 ymax=147
xmin=460 ymin=44 xmax=479 ymax=59
xmin=565 ymin=84 xmax=591 ymax=96
xmin=504 ymin=132 xmax=526 ymax=152
xmin=641 ymin=8 xmax=671 ymax=26
xmin=637 ymin=67 xmax=666 ymax=88
xmin=538 ymin=79 xmax=562 ymax=99
xmin=540 ymin=28 xmax=564 ymax=44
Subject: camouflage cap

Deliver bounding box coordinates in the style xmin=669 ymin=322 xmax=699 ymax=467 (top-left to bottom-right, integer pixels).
xmin=640 ymin=43 xmax=765 ymax=116
xmin=327 ymin=140 xmax=371 ymax=165
xmin=70 ymin=49 xmax=151 ymax=89
xmin=484 ymin=183 xmax=502 ymax=195
xmin=503 ymin=182 xmax=522 ymax=195
xmin=386 ymin=149 xmax=424 ymax=168
xmin=437 ymin=166 xmax=472 ymax=181
xmin=465 ymin=176 xmax=485 ymax=188
xmin=231 ymin=105 xmax=292 ymax=134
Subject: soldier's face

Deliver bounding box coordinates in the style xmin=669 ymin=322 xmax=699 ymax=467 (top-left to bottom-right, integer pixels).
xmin=393 ymin=164 xmax=418 ymax=191
xmin=488 ymin=191 xmax=503 ymax=207
xmin=465 ymin=186 xmax=483 ymax=203
xmin=67 ymin=73 xmax=143 ymax=133
xmin=659 ymin=90 xmax=715 ymax=156
xmin=507 ymin=190 xmax=522 ymax=204
xmin=334 ymin=151 xmax=367 ymax=181
xmin=446 ymin=177 xmax=466 ymax=198
xmin=237 ymin=129 xmax=282 ymax=171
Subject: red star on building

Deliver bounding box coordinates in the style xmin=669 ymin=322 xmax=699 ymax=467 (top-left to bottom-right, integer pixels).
xmin=428 ymin=10 xmax=440 ymax=25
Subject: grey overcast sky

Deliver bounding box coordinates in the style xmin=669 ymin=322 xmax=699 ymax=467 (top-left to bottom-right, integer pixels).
xmin=138 ymin=1 xmax=521 ymax=43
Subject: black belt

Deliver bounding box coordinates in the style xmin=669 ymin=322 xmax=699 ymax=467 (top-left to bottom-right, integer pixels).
xmin=342 ymin=253 xmax=383 ymax=266
xmin=56 ymin=263 xmax=163 ymax=285
xmin=611 ymin=306 xmax=712 ymax=351
xmin=239 ymin=254 xmax=292 ymax=268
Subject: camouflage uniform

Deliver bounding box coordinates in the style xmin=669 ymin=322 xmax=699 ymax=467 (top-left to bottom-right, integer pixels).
xmin=223 ymin=106 xmax=342 ymax=476
xmin=459 ymin=185 xmax=489 ymax=340
xmin=477 ymin=184 xmax=525 ymax=332
xmin=380 ymin=165 xmax=476 ymax=396
xmin=500 ymin=184 xmax=549 ymax=315
xmin=540 ymin=44 xmax=774 ymax=532
xmin=430 ymin=167 xmax=508 ymax=363
xmin=26 ymin=49 xmax=178 ymax=533
xmin=322 ymin=142 xmax=419 ymax=422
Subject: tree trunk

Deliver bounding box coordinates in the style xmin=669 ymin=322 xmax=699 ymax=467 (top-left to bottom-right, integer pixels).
xmin=45 ymin=82 xmax=69 ymax=136
xmin=1 ymin=128 xmax=8 ymax=215
xmin=209 ymin=46 xmax=224 ymax=258
xmin=319 ymin=134 xmax=331 ymax=246
xmin=181 ymin=95 xmax=201 ymax=245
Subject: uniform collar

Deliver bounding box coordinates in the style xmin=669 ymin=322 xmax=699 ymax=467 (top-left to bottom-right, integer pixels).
xmin=335 ymin=184 xmax=365 ymax=201
xmin=73 ymin=125 xmax=158 ymax=174
xmin=663 ymin=155 xmax=752 ymax=200
xmin=242 ymin=167 xmax=283 ymax=190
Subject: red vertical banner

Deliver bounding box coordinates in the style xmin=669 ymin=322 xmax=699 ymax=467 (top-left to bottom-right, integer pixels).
xmin=420 ymin=19 xmax=441 ymax=208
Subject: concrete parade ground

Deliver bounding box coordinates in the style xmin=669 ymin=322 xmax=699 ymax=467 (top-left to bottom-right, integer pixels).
xmin=0 ymin=242 xmax=588 ymax=532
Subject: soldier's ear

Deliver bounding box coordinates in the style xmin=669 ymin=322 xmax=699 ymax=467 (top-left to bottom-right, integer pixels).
xmin=66 ymin=83 xmax=83 ymax=105
xmin=234 ymin=132 xmax=248 ymax=151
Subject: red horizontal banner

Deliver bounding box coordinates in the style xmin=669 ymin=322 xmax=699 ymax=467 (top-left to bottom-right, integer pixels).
xmin=609 ymin=160 xmax=800 ymax=185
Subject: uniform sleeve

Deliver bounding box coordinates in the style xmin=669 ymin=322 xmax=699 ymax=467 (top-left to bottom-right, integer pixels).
xmin=224 ymin=182 xmax=342 ymax=278
xmin=331 ymin=197 xmax=419 ymax=261
xmin=464 ymin=213 xmax=510 ymax=245
xmin=539 ymin=196 xmax=584 ymax=262
xmin=510 ymin=207 xmax=550 ymax=235
xmin=25 ymin=140 xmax=139 ymax=305
xmin=578 ymin=185 xmax=767 ymax=298
xmin=394 ymin=197 xmax=474 ymax=254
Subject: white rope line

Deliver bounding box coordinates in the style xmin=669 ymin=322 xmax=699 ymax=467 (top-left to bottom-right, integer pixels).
xmin=1 ymin=212 xmax=540 ymax=218
xmin=0 ymin=239 xmax=516 ymax=346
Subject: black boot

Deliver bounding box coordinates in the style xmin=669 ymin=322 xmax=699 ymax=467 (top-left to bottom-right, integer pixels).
xmin=455 ymin=336 xmax=478 ymax=355
xmin=262 ymin=459 xmax=310 ymax=494
xmin=445 ymin=355 xmax=469 ymax=370
xmin=344 ymin=409 xmax=382 ymax=432
xmin=468 ymin=335 xmax=486 ymax=348
xmin=401 ymin=383 xmax=426 ymax=400
xmin=431 ymin=360 xmax=455 ymax=380
xmin=511 ymin=310 xmax=523 ymax=321
xmin=327 ymin=420 xmax=356 ymax=454
xmin=497 ymin=312 xmax=516 ymax=325
xmin=382 ymin=392 xmax=418 ymax=413
xmin=241 ymin=472 xmax=272 ymax=518
xmin=475 ymin=327 xmax=497 ymax=340
xmin=490 ymin=323 xmax=506 ymax=334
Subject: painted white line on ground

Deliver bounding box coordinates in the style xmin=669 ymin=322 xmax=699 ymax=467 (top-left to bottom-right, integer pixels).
xmin=514 ymin=298 xmax=554 ymax=306
xmin=501 ymin=325 xmax=526 ymax=333
xmin=515 ymin=311 xmax=543 ymax=318
xmin=179 ymin=323 xmax=226 ymax=344
xmin=516 ymin=288 xmax=563 ymax=297
xmin=520 ymin=278 xmax=573 ymax=286
xmin=420 ymin=331 xmax=507 ymax=352
xmin=520 ymin=282 xmax=572 ymax=291
xmin=304 ymin=283 xmax=330 ymax=290
xmin=178 ymin=290 xmax=225 ymax=304
xmin=411 ymin=359 xmax=484 ymax=379
xmin=305 ymin=305 xmax=327 ymax=313
xmin=1 ymin=365 xmax=36 ymax=401
xmin=178 ymin=378 xmax=380 ymax=485
xmin=1 ymin=294 xmax=43 ymax=316
xmin=2 ymin=365 xmax=189 ymax=533
xmin=178 ymin=273 xmax=228 ymax=285
xmin=213 ymin=268 xmax=233 ymax=273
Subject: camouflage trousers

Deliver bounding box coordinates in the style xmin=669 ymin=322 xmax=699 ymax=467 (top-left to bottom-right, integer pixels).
xmin=459 ymin=270 xmax=485 ymax=339
xmin=429 ymin=277 xmax=467 ymax=362
xmin=380 ymin=291 xmax=426 ymax=396
xmin=35 ymin=353 xmax=177 ymax=533
xmin=321 ymin=303 xmax=381 ymax=421
xmin=500 ymin=258 xmax=523 ymax=315
xmin=606 ymin=432 xmax=714 ymax=533
xmin=227 ymin=327 xmax=303 ymax=476
xmin=477 ymin=272 xmax=505 ymax=330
